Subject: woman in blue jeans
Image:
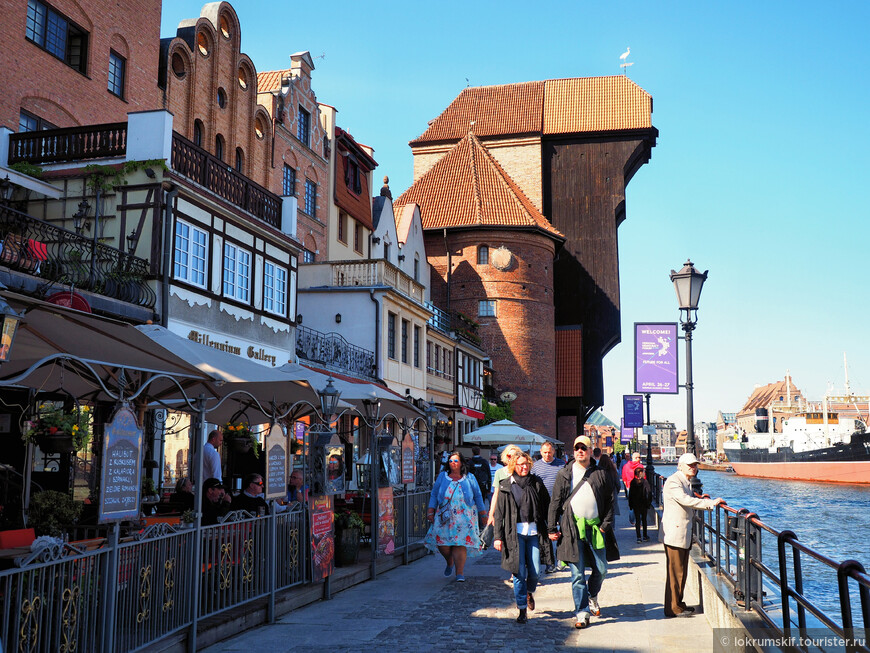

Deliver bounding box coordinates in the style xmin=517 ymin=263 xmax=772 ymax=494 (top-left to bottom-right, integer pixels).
xmin=493 ymin=452 xmax=553 ymax=623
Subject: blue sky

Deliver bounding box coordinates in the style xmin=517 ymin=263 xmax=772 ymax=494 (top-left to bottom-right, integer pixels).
xmin=161 ymin=2 xmax=870 ymax=429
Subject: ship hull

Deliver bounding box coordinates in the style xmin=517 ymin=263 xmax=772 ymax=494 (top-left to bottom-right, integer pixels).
xmin=726 ymin=433 xmax=870 ymax=483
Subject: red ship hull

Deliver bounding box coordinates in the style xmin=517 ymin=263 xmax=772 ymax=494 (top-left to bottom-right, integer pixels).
xmin=728 ymin=461 xmax=870 ymax=484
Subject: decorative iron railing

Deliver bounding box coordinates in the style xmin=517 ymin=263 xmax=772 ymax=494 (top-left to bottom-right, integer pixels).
xmin=425 ymin=301 xmax=451 ymax=333
xmin=171 ymin=133 xmax=281 ymax=229
xmin=295 ymin=325 xmax=376 ymax=379
xmin=0 ymin=202 xmax=156 ymax=308
xmin=8 ymin=122 xmax=127 ymax=166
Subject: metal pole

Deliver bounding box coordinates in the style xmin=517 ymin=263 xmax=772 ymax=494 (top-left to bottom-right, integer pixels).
xmin=188 ymin=395 xmax=207 ymax=652
xmin=370 ymin=424 xmax=379 ymax=580
xmin=644 ymin=393 xmax=655 ymax=480
xmin=683 ymin=319 xmax=702 ymax=494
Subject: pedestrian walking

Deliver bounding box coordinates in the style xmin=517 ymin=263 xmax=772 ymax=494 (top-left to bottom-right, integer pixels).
xmin=487 ymin=444 xmax=522 ymax=526
xmin=628 ymin=467 xmax=653 ymax=542
xmin=596 ymin=453 xmax=621 ymax=517
xmin=530 ymin=441 xmax=564 ymax=572
xmin=547 ymin=434 xmax=615 ymax=630
xmin=661 ymin=453 xmax=723 ymax=617
xmin=621 ymin=451 xmax=643 ymax=499
xmin=468 ymin=446 xmax=493 ymax=509
xmin=493 ymin=451 xmax=552 ymax=624
xmin=424 ymin=451 xmax=486 ymax=582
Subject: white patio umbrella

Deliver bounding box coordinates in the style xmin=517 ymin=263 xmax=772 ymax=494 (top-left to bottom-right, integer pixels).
xmin=462 ymin=419 xmax=559 ymax=445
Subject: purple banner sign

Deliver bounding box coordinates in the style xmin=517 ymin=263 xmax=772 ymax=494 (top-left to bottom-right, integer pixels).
xmin=620 ymin=418 xmax=634 ymax=444
xmin=634 ymin=323 xmax=679 ymax=394
xmin=623 ymin=394 xmax=644 ymax=428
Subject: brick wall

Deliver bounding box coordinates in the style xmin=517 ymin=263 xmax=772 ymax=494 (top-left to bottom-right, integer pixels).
xmin=0 ymin=0 xmax=162 ymax=131
xmin=425 ymin=229 xmax=557 ymax=437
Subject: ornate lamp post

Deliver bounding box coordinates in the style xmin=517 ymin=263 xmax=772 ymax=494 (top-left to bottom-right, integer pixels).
xmin=670 ymin=260 xmax=707 ymax=489
xmin=0 ymin=288 xmax=24 ymax=364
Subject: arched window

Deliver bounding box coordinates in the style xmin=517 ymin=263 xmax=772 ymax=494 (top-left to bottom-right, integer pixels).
xmin=215 ymin=134 xmax=225 ymax=161
xmin=235 ymin=148 xmax=244 ymax=172
xmin=478 ymin=245 xmax=489 ymax=265
xmin=414 ymin=254 xmax=420 ymax=281
xmin=193 ymin=119 xmax=203 ymax=147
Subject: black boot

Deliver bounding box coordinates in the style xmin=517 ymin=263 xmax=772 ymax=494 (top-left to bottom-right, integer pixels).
xmin=516 ymin=608 xmax=527 ymax=624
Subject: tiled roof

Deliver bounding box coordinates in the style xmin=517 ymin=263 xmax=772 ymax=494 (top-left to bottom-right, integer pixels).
xmin=739 ymin=379 xmax=803 ymax=414
xmin=256 ymin=69 xmax=290 ymax=93
xmin=394 ymin=132 xmax=564 ymax=239
xmin=411 ymin=76 xmax=652 ymax=144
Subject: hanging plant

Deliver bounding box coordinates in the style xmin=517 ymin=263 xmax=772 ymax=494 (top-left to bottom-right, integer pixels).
xmin=224 ymin=421 xmax=261 ymax=458
xmin=23 ymin=403 xmax=91 ymax=453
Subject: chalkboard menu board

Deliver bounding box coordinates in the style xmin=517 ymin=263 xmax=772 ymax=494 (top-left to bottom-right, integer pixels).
xmin=401 ymin=433 xmax=415 ymax=485
xmin=99 ymin=405 xmax=143 ymax=523
xmin=264 ymin=423 xmax=287 ymax=500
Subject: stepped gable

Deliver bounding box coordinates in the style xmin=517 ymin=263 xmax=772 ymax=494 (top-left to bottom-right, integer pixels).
xmin=410 ymin=76 xmax=652 ymax=144
xmin=394 ymin=132 xmax=563 ymax=240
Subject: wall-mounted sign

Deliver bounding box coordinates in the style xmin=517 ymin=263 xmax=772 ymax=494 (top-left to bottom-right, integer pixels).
xmin=99 ymin=405 xmax=143 ymax=523
xmin=264 ymin=423 xmax=287 ymax=500
xmin=634 ymin=323 xmax=679 ymax=394
xmin=623 ymin=394 xmax=644 ymax=428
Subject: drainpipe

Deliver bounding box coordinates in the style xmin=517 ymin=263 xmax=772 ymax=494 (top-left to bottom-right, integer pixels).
xmin=160 ymin=183 xmax=178 ymax=326
xmin=443 ymin=228 xmax=451 ymax=315
xmin=369 ymin=289 xmax=380 ymax=378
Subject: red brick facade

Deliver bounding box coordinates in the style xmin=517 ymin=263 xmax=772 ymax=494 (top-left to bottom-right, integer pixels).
xmin=0 ymin=0 xmax=162 ymax=131
xmin=425 ymin=230 xmax=557 ymax=437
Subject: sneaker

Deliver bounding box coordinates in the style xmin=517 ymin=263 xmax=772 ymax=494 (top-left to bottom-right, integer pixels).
xmin=637 ymin=537 xmax=643 ymax=543
xmin=643 ymin=535 xmax=650 ymax=541
xmin=588 ymin=596 xmax=600 ymax=616
xmin=456 ymin=574 xmax=465 ymax=582
xmin=443 ymin=564 xmax=454 ymax=577
xmin=574 ymin=611 xmax=590 ymax=629
xmin=545 ymin=564 xmax=556 ymax=574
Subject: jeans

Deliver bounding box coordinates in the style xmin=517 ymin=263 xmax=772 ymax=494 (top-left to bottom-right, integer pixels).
xmin=512 ymin=533 xmax=541 ymax=608
xmin=568 ymin=539 xmax=608 ymax=614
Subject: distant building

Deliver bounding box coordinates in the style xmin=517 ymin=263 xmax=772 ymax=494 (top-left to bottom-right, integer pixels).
xmin=736 ymin=373 xmax=803 ymax=434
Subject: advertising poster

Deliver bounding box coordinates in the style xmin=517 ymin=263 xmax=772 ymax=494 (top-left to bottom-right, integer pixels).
xmin=620 ymin=418 xmax=634 ymax=444
xmin=309 ymin=495 xmax=334 ymax=579
xmin=623 ymin=394 xmax=644 ymax=428
xmin=634 ymin=323 xmax=679 ymax=394
xmin=99 ymin=405 xmax=143 ymax=523
xmin=377 ymin=486 xmax=395 ymax=555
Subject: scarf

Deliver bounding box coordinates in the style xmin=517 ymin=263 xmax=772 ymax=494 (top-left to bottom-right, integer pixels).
xmin=509 ymin=473 xmax=539 ymax=524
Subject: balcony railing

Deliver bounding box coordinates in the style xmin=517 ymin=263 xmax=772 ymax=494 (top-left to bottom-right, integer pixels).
xmin=8 ymin=122 xmax=127 ymax=166
xmin=171 ymin=132 xmax=281 ymax=228
xmin=329 ymin=260 xmax=425 ymax=304
xmin=0 ymin=202 xmax=156 ymax=308
xmin=296 ymin=325 xmax=376 ymax=379
xmin=425 ymin=301 xmax=451 ymax=332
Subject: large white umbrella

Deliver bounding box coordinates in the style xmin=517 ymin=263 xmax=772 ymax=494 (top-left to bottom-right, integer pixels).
xmin=462 ymin=419 xmax=558 ymax=445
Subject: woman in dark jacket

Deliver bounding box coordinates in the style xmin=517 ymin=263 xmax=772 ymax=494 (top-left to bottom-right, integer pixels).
xmin=493 ymin=452 xmax=553 ymax=624
xmin=628 ymin=466 xmax=653 ymax=542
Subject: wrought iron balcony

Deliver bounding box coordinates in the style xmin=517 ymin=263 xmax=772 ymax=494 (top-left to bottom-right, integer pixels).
xmin=295 ymin=325 xmax=376 ymax=379
xmin=425 ymin=301 xmax=451 ymax=333
xmin=8 ymin=122 xmax=127 ymax=166
xmin=0 ymin=202 xmax=156 ymax=308
xmin=171 ymin=133 xmax=281 ymax=228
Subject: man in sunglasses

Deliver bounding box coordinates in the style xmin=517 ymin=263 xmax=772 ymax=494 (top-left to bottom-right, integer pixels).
xmin=232 ymin=473 xmax=270 ymax=515
xmin=547 ymin=435 xmax=615 ymax=630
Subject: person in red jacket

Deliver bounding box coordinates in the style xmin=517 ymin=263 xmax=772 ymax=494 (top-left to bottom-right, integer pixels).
xmin=621 ymin=451 xmax=644 ymax=499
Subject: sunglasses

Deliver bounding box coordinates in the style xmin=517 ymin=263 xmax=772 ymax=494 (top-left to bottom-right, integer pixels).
xmin=254 ymin=481 xmax=264 ymax=486
xmin=449 ymin=458 xmax=460 ymax=463
xmin=574 ymin=443 xmax=588 ymax=452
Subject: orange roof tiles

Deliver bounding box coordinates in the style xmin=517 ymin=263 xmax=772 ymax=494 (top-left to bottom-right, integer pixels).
xmin=739 ymin=379 xmax=803 ymax=414
xmin=394 ymin=133 xmax=564 ymax=240
xmin=411 ymin=76 xmax=652 ymax=144
xmin=256 ymin=69 xmax=290 ymax=93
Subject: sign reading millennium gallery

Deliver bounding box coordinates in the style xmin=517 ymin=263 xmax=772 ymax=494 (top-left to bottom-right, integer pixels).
xmin=634 ymin=323 xmax=678 ymax=395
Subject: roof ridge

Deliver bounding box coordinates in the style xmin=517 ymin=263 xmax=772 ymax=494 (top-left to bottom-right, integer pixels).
xmin=468 ymin=133 xmax=484 ymax=224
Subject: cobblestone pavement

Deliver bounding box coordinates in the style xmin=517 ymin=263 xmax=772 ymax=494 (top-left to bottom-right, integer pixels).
xmin=203 ymin=498 xmax=716 ymax=652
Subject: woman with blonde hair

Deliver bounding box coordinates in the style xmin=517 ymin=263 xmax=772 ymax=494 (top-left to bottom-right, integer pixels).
xmin=493 ymin=451 xmax=552 ymax=623
xmin=487 ymin=444 xmax=522 ymax=525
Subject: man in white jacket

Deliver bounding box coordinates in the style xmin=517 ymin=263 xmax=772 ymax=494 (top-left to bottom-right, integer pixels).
xmin=661 ymin=453 xmax=723 ymax=618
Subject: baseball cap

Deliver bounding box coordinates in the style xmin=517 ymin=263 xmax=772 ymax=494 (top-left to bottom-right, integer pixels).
xmin=573 ymin=435 xmax=592 ymax=449
xmin=203 ymin=478 xmax=224 ymax=491
xmin=678 ymin=453 xmax=700 ymax=466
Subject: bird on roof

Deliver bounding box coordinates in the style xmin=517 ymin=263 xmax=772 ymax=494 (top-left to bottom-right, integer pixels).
xmin=620 ymin=47 xmax=630 ymax=61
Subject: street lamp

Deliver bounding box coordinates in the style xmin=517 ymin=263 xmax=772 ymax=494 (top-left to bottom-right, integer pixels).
xmin=318 ymin=377 xmax=341 ymax=422
xmin=670 ymin=260 xmax=707 ymax=483
xmin=0 ymin=292 xmax=24 ymax=363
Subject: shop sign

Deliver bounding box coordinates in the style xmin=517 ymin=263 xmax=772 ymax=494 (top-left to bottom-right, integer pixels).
xmin=99 ymin=404 xmax=143 ymax=523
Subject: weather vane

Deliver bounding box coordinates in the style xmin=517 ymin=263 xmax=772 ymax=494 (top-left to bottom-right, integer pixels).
xmin=619 ymin=47 xmax=633 ymax=76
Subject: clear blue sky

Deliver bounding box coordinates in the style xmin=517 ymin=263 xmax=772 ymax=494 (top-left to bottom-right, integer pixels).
xmin=161 ymin=1 xmax=870 ymax=430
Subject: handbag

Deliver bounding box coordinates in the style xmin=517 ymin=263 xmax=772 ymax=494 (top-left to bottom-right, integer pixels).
xmin=436 ymin=483 xmax=458 ymax=525
xmin=479 ymin=523 xmax=494 ymax=549
xmin=604 ymin=528 xmax=620 ymax=562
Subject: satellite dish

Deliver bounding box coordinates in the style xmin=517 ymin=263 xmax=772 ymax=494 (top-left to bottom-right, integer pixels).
xmin=500 ymin=391 xmax=517 ymax=403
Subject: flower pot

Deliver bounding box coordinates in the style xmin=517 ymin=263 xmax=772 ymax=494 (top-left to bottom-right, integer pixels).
xmin=334 ymin=527 xmax=361 ymax=567
xmin=228 ymin=436 xmax=252 ymax=454
xmin=34 ymin=432 xmax=75 ymax=454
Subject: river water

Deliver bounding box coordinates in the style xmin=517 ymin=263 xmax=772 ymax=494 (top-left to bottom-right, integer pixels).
xmin=661 ymin=464 xmax=870 ymax=622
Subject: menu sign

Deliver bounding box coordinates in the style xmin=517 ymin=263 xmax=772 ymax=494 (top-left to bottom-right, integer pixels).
xmin=401 ymin=433 xmax=415 ymax=485
xmin=310 ymin=496 xmax=334 ymax=579
xmin=99 ymin=405 xmax=143 ymax=523
xmin=264 ymin=423 xmax=286 ymax=500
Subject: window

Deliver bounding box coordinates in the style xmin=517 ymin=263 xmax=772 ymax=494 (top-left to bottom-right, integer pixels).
xmin=434 ymin=344 xmax=441 ymax=376
xmin=478 ymin=245 xmax=489 ymax=265
xmin=215 ymin=134 xmax=225 ymax=161
xmin=235 ymin=148 xmax=244 ymax=173
xmin=354 ymin=222 xmax=362 ymax=254
xmin=387 ymin=312 xmax=397 ymax=359
xmin=302 ymin=249 xmax=315 ymax=263
xmin=263 ymin=261 xmax=287 ymax=316
xmin=108 ymin=50 xmax=125 ymax=98
xmin=401 ymin=319 xmax=409 ymax=364
xmin=26 ymin=0 xmax=88 ymax=73
xmin=414 ymin=326 xmax=421 ymax=368
xmin=297 ymin=107 xmax=310 ymax=147
xmin=384 ymin=242 xmax=390 ymax=261
xmin=282 ymin=165 xmax=296 ymax=196
xmin=18 ymin=109 xmax=56 ymax=132
xmin=444 ymin=349 xmax=452 ymax=380
xmin=193 ymin=119 xmax=203 ymax=146
xmin=174 ymin=219 xmax=207 ymax=287
xmin=217 ymin=87 xmax=227 ymax=109
xmin=345 ymin=159 xmax=361 ymax=194
xmin=304 ymin=179 xmax=316 ymax=216
xmin=478 ymin=299 xmax=497 ymax=317
xmin=337 ymin=212 xmax=346 ymax=243
xmin=414 ymin=255 xmax=420 ymax=281
xmin=223 ymin=242 xmax=251 ymax=302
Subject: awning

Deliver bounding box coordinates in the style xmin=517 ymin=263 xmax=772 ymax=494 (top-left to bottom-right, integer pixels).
xmin=462 ymin=419 xmax=558 ymax=445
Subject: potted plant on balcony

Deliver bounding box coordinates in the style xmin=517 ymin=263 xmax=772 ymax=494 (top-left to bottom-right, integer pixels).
xmin=334 ymin=508 xmax=365 ymax=567
xmin=224 ymin=421 xmax=261 ymax=458
xmin=28 ymin=490 xmax=83 ymax=537
xmin=23 ymin=403 xmax=91 ymax=454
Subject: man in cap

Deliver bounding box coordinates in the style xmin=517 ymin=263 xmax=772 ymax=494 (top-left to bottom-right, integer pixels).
xmin=661 ymin=452 xmax=724 ymax=618
xmin=547 ymin=434 xmax=615 ymax=630
xmin=201 ymin=477 xmax=231 ymax=525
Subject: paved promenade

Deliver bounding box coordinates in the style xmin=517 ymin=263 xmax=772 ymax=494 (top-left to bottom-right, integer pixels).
xmin=203 ymin=497 xmax=716 ymax=652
